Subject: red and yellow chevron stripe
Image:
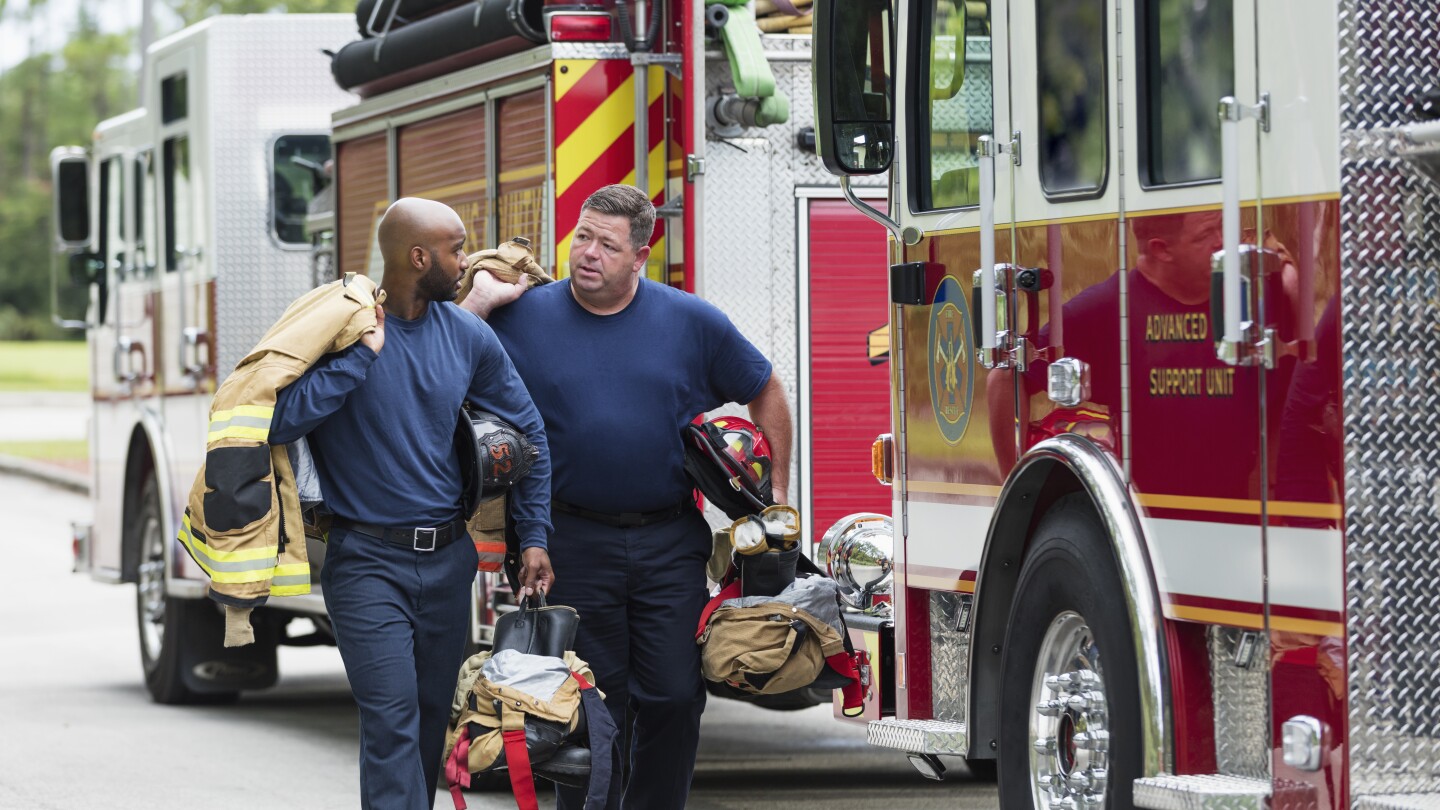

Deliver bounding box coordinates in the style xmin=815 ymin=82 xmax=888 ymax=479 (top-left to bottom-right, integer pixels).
xmin=553 ymin=59 xmax=668 ymax=282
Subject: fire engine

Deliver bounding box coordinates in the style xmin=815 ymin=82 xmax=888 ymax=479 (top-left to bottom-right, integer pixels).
xmin=51 ymin=14 xmax=368 ymax=703
xmin=311 ymin=0 xmax=892 ymax=697
xmin=810 ymin=0 xmax=1440 ymax=809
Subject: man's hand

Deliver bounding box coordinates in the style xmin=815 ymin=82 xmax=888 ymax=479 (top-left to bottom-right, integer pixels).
xmin=459 ymin=270 xmax=528 ymax=320
xmin=518 ymin=547 xmax=554 ymax=597
xmin=361 ymin=303 xmax=385 ymax=354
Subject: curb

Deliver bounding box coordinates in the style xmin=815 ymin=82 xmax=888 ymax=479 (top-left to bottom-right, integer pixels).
xmin=0 ymin=454 xmax=90 ymax=495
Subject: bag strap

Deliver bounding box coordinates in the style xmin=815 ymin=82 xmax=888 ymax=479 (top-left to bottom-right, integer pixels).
xmin=498 ymin=701 xmax=540 ymax=810
xmin=573 ymin=672 xmax=622 ymax=810
xmin=445 ymin=725 xmax=474 ymax=810
xmin=695 ymin=579 xmax=743 ymax=640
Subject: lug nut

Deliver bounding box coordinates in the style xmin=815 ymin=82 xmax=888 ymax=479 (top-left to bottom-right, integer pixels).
xmin=1072 ymin=730 xmax=1110 ymax=753
xmin=1089 ymin=768 xmax=1109 ymax=793
xmin=1037 ymin=699 xmax=1063 ymax=717
xmin=1067 ymin=772 xmax=1091 ymax=791
xmin=1034 ymin=737 xmax=1057 ymax=754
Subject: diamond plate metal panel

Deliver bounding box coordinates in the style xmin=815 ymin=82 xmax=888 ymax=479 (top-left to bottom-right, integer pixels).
xmin=1133 ymin=774 xmax=1269 ymax=810
xmin=866 ymin=718 xmax=969 ymax=755
xmin=1356 ymin=795 xmax=1440 ymax=810
xmin=930 ymin=590 xmax=970 ymax=722
xmin=1209 ymin=627 xmax=1270 ymax=780
xmin=206 ymin=16 xmax=358 ymax=377
xmin=1339 ymin=0 xmax=1440 ymax=799
xmin=698 ymin=37 xmax=887 ymax=521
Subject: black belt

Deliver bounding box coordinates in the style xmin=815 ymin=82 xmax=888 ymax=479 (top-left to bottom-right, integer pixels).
xmin=553 ymin=499 xmax=692 ymax=529
xmin=332 ymin=516 xmax=466 ymax=552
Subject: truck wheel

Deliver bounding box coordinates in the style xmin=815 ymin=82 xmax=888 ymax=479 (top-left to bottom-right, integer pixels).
xmin=134 ymin=478 xmax=276 ymax=703
xmin=997 ymin=494 xmax=1141 ymax=810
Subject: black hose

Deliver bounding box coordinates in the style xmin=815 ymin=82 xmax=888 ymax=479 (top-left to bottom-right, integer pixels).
xmin=617 ymin=0 xmax=662 ymax=53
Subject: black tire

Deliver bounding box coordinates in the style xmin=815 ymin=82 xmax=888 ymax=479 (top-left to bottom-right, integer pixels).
xmin=997 ymin=494 xmax=1141 ymax=810
xmin=133 ymin=478 xmax=274 ymax=704
xmin=963 ymin=757 xmax=998 ymax=782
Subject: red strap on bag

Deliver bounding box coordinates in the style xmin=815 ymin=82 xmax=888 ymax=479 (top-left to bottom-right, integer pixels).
xmin=446 ymin=726 xmax=473 ymax=810
xmin=695 ymin=580 xmax=743 ymax=639
xmin=503 ymin=728 xmax=539 ymax=810
xmin=826 ymin=652 xmax=866 ymax=717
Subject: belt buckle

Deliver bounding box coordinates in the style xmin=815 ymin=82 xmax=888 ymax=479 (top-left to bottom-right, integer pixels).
xmin=413 ymin=526 xmax=438 ymax=552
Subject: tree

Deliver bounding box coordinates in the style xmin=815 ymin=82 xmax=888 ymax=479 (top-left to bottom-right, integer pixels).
xmin=166 ymin=0 xmax=353 ymax=27
xmin=0 ymin=0 xmax=133 ymax=339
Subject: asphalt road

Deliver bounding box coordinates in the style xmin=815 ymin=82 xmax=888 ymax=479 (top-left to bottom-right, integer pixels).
xmin=0 ymin=475 xmax=999 ymax=809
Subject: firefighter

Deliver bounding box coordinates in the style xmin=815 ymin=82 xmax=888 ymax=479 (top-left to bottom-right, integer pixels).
xmin=270 ymin=197 xmax=554 ymax=810
xmin=461 ymin=184 xmax=794 ymax=810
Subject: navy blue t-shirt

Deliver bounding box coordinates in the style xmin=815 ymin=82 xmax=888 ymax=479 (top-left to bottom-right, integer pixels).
xmin=488 ymin=278 xmax=771 ymax=514
xmin=270 ymin=301 xmax=552 ymax=550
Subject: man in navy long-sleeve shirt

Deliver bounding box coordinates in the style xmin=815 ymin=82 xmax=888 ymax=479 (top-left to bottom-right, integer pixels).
xmin=271 ymin=197 xmax=552 ymax=810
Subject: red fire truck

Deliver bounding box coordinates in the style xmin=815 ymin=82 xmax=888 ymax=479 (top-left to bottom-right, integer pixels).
xmin=809 ymin=0 xmax=1440 ymax=809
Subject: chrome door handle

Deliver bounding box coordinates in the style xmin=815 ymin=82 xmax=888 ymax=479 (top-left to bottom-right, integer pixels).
xmin=1216 ymin=93 xmax=1269 ymax=365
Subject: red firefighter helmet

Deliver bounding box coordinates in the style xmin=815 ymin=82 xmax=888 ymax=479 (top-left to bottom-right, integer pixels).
xmin=682 ymin=416 xmax=774 ymax=520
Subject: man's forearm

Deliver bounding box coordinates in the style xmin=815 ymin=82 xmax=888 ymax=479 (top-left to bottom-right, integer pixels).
xmin=747 ymin=374 xmax=793 ymax=499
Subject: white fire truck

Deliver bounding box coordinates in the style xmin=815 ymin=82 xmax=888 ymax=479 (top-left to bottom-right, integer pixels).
xmin=51 ymin=14 xmax=363 ymax=703
xmin=51 ymin=3 xmax=894 ymax=708
xmin=810 ymin=0 xmax=1440 ymax=809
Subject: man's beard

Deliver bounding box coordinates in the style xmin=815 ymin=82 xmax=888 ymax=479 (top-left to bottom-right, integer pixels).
xmin=420 ymin=249 xmax=458 ymax=303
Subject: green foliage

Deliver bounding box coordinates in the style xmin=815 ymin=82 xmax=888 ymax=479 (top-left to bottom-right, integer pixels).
xmin=0 ymin=3 xmax=133 ymax=341
xmin=0 ymin=0 xmax=353 ymax=341
xmin=167 ymin=0 xmax=354 ymax=27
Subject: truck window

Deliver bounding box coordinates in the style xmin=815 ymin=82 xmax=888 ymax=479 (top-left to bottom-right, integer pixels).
xmin=1137 ymin=0 xmax=1234 ymax=186
xmin=101 ymin=157 xmax=124 ymax=284
xmin=915 ymin=0 xmax=994 ymax=211
xmin=135 ymin=150 xmax=157 ymax=277
xmin=1036 ymin=0 xmax=1108 ymax=198
xmin=272 ymin=134 xmax=331 ymax=246
xmin=164 ymin=135 xmax=192 ymax=272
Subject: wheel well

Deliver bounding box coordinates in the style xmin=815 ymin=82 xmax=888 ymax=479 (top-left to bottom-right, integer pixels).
xmin=120 ymin=428 xmax=156 ymax=583
xmin=967 ymin=458 xmax=1091 ymax=759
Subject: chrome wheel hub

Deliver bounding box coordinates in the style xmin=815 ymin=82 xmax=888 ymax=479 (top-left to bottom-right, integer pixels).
xmin=137 ymin=515 xmax=166 ymax=662
xmin=1030 ymin=611 xmax=1109 ymax=810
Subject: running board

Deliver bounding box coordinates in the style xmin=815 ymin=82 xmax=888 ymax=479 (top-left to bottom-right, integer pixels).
xmin=1133 ymin=774 xmax=1269 ymax=810
xmin=1356 ymin=795 xmax=1440 ymax=810
xmin=866 ymin=719 xmax=968 ymax=756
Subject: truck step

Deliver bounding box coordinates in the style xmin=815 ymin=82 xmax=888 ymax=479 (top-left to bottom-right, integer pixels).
xmin=866 ymin=719 xmax=967 ymax=755
xmin=1356 ymin=795 xmax=1440 ymax=810
xmin=1133 ymin=774 xmax=1269 ymax=810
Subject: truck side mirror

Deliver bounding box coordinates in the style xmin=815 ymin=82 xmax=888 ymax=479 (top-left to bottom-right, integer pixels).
xmin=813 ymin=0 xmax=895 ymax=175
xmin=51 ymin=147 xmax=92 ymax=248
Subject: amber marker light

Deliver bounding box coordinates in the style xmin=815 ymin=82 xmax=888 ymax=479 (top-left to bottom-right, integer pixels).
xmin=871 ymin=433 xmax=894 ymax=485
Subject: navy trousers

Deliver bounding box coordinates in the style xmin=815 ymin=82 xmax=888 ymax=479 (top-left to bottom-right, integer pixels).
xmin=321 ymin=526 xmax=478 ymax=810
xmin=549 ymin=508 xmax=711 ymax=810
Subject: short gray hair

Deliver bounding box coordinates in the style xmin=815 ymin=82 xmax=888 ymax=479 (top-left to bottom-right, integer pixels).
xmin=580 ymin=184 xmax=655 ymax=252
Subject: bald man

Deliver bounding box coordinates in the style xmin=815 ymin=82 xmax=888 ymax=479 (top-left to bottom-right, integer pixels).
xmin=270 ymin=198 xmax=553 ymax=810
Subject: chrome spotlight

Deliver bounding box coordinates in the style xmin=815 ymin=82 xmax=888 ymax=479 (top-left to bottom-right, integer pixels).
xmin=818 ymin=513 xmax=894 ymax=613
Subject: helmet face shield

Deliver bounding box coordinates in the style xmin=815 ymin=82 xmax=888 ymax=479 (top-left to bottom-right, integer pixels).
xmin=682 ymin=416 xmax=775 ymax=520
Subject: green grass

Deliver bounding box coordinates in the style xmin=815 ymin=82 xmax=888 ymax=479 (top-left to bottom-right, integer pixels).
xmin=0 ymin=439 xmax=88 ymax=462
xmin=0 ymin=341 xmax=88 ymax=391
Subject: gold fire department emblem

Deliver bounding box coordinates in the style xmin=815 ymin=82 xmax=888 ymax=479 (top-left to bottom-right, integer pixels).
xmin=928 ymin=275 xmax=973 ymax=445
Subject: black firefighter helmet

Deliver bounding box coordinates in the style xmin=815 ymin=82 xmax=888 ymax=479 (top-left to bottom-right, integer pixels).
xmin=455 ymin=408 xmax=541 ymax=515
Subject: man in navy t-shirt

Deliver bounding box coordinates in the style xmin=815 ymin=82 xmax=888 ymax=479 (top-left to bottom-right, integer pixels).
xmin=271 ymin=198 xmax=552 ymax=810
xmin=462 ymin=184 xmax=792 ymax=810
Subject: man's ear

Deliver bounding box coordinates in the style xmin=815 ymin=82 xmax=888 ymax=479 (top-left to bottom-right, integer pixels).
xmin=410 ymin=245 xmax=428 ymax=271
xmin=632 ymin=244 xmax=651 ymax=274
